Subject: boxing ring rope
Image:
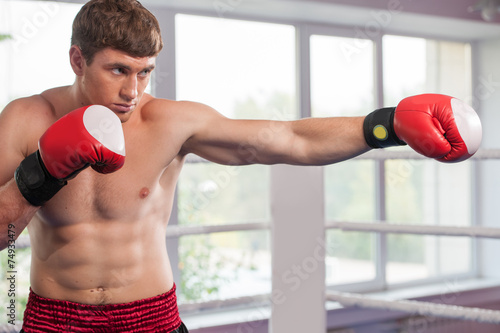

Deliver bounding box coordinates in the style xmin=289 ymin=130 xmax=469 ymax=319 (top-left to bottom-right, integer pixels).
xmin=165 ymin=222 xmax=270 ymax=238
xmin=326 ymin=221 xmax=500 ymax=239
xmin=326 ymin=291 xmax=500 ymax=324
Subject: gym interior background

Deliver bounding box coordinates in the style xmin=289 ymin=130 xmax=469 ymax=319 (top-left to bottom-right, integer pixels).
xmin=1 ymin=0 xmax=500 ymax=332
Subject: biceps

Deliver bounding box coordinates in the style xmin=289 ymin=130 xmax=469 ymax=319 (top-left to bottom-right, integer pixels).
xmin=0 ymin=123 xmax=30 ymax=186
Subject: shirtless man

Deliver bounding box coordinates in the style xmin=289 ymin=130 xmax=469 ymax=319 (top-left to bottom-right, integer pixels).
xmin=0 ymin=0 xmax=481 ymax=332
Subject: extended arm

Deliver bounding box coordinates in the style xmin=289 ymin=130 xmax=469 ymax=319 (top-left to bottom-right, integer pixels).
xmin=180 ymin=102 xmax=370 ymax=166
xmin=180 ymin=94 xmax=481 ymax=165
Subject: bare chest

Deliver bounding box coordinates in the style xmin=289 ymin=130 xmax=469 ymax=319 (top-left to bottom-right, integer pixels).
xmin=36 ymin=139 xmax=183 ymax=227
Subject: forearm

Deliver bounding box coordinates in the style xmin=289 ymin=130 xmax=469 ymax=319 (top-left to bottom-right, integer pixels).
xmin=286 ymin=116 xmax=371 ymax=165
xmin=0 ymin=178 xmax=38 ymax=251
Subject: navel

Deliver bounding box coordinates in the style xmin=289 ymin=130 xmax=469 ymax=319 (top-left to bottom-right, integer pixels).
xmin=139 ymin=187 xmax=150 ymax=199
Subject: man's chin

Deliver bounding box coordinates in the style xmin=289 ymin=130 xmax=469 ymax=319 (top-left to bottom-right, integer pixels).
xmin=116 ymin=112 xmax=133 ymax=123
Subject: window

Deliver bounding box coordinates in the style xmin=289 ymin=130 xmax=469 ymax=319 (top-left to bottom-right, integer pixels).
xmin=174 ymin=14 xmax=296 ymax=302
xmin=310 ymin=32 xmax=474 ymax=290
xmin=0 ymin=1 xmax=79 ymax=109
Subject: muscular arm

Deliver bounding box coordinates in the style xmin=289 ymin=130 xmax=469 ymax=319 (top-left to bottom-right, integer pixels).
xmin=0 ymin=97 xmax=51 ymax=250
xmin=180 ymin=102 xmax=371 ymax=166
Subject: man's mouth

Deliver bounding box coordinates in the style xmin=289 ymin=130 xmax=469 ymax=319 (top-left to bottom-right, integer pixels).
xmin=112 ymin=104 xmax=135 ymax=113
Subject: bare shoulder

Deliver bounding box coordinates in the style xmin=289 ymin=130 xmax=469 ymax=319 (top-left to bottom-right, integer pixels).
xmin=140 ymin=97 xmax=228 ymax=157
xmin=1 ymin=93 xmax=56 ymax=128
xmin=140 ymin=97 xmax=225 ymax=137
xmin=141 ymin=97 xmax=223 ymax=123
xmin=0 ymin=93 xmax=57 ymax=184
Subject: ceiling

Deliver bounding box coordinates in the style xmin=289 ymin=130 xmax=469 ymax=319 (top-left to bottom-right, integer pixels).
xmin=292 ymin=0 xmax=490 ymax=22
xmin=138 ymin=0 xmax=500 ymax=40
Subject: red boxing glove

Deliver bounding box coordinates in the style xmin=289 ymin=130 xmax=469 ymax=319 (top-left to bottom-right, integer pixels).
xmin=363 ymin=94 xmax=482 ymax=163
xmin=39 ymin=105 xmax=125 ymax=178
xmin=394 ymin=94 xmax=482 ymax=163
xmin=15 ymin=105 xmax=126 ymax=206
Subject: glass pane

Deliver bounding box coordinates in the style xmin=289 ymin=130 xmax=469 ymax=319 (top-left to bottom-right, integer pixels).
xmin=383 ymin=35 xmax=472 ymax=104
xmin=176 ymin=15 xmax=296 ymax=226
xmin=383 ymin=36 xmax=427 ymax=106
xmin=386 ymin=160 xmax=473 ymax=284
xmin=178 ymin=163 xmax=270 ymax=226
xmin=324 ymin=161 xmax=377 ymax=285
xmin=177 ymin=231 xmax=270 ymax=302
xmin=311 ymin=34 xmax=377 ymax=285
xmin=311 ymin=34 xmax=375 ymax=117
xmin=175 ymin=15 xmax=295 ymax=301
xmin=387 ymin=235 xmax=472 ymax=284
xmin=0 ymin=1 xmax=81 ymax=109
xmin=176 ymin=14 xmax=296 ymax=120
xmin=326 ymin=230 xmax=376 ymax=285
xmin=324 ymin=160 xmax=376 ymax=222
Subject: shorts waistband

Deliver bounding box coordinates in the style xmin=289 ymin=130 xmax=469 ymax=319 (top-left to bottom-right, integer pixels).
xmin=22 ymin=284 xmax=182 ymax=333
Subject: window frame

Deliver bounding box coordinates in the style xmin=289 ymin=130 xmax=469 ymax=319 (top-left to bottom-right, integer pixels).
xmin=151 ymin=9 xmax=481 ymax=329
xmin=161 ymin=11 xmax=479 ymax=302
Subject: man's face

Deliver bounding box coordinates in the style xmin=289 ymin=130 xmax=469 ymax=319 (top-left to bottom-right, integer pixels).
xmin=80 ymin=48 xmax=156 ymax=122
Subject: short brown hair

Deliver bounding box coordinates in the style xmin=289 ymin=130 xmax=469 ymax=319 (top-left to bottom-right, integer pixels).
xmin=71 ymin=0 xmax=163 ymax=64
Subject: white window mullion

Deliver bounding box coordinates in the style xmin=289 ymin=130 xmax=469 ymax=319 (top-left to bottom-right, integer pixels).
xmin=375 ymin=160 xmax=388 ymax=290
xmin=374 ymin=33 xmax=387 ymax=291
xmin=150 ymin=7 xmax=176 ymax=101
xmin=297 ymin=23 xmax=312 ymax=119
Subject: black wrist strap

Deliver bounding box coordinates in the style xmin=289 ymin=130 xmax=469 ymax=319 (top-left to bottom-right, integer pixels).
xmin=363 ymin=107 xmax=407 ymax=148
xmin=15 ymin=151 xmax=66 ymax=206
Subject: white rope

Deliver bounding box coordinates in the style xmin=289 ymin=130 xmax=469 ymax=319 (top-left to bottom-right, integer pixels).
xmin=166 ymin=222 xmax=269 ymax=238
xmin=327 ymin=291 xmax=500 ymax=324
xmin=327 ymin=221 xmax=500 ymax=239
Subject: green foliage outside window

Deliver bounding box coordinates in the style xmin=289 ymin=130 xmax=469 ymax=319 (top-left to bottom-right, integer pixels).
xmin=0 ymin=34 xmax=12 ymax=42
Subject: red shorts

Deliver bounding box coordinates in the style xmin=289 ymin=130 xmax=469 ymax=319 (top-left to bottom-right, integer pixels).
xmin=21 ymin=284 xmax=182 ymax=333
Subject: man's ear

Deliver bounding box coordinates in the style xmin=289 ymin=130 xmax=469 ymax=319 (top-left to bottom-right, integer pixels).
xmin=69 ymin=45 xmax=86 ymax=76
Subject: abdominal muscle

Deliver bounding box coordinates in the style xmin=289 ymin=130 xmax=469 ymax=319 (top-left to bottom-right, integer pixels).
xmin=28 ymin=214 xmax=174 ymax=305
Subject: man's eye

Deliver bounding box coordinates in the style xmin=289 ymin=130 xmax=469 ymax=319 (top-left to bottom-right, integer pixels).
xmin=112 ymin=68 xmax=124 ymax=74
